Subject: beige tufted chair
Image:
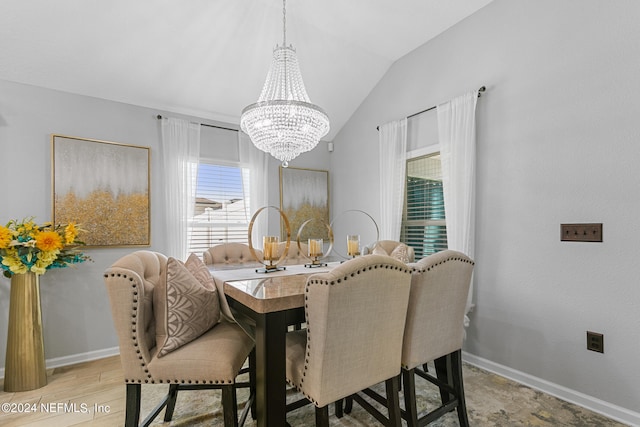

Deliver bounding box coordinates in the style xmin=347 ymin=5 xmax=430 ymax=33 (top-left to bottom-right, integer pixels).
xmin=275 ymin=241 xmax=309 ymax=265
xmin=400 ymin=250 xmax=474 ymax=427
xmin=285 ymin=255 xmax=412 ymax=426
xmin=362 ymin=240 xmax=415 ymax=263
xmin=203 ymin=243 xmax=262 ymax=268
xmin=104 ymin=251 xmax=255 ymax=427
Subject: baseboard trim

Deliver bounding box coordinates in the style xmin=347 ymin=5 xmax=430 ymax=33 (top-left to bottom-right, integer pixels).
xmin=462 ymin=352 xmax=640 ymax=427
xmin=0 ymin=347 xmax=120 ymax=380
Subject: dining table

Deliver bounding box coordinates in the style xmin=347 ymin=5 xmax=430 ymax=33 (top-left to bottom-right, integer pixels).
xmin=209 ymin=262 xmax=341 ymax=427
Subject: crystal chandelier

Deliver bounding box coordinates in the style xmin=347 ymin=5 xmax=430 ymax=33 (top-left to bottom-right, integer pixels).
xmin=240 ymin=0 xmax=330 ymax=167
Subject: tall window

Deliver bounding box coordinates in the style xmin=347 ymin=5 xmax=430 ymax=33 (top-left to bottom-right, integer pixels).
xmin=401 ymin=153 xmax=447 ymax=259
xmin=187 ymin=161 xmax=251 ymax=255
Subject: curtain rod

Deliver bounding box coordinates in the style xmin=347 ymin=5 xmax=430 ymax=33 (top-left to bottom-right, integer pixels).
xmin=376 ymin=86 xmax=486 ymax=131
xmin=156 ymin=115 xmax=238 ymax=132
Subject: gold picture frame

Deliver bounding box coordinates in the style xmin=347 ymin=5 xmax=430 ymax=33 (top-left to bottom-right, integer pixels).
xmin=279 ymin=166 xmax=329 ymax=241
xmin=51 ymin=134 xmax=150 ymax=247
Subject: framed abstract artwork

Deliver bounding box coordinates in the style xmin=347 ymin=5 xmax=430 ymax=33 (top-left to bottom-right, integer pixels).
xmin=51 ymin=134 xmax=150 ymax=247
xmin=279 ymin=166 xmax=330 ymax=241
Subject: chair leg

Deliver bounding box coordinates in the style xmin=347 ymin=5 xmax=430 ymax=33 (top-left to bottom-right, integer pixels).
xmin=434 ymin=355 xmax=452 ymax=404
xmin=402 ymin=368 xmax=419 ymax=427
xmin=344 ymin=395 xmax=353 ymax=414
xmin=221 ymin=385 xmax=239 ymax=427
xmin=125 ymin=384 xmax=141 ymax=427
xmin=335 ymin=399 xmax=344 ymax=418
xmin=451 ymin=350 xmax=470 ymax=427
xmin=163 ymin=384 xmax=180 ymax=421
xmin=315 ymin=405 xmax=330 ymax=427
xmin=385 ymin=375 xmax=402 ymax=427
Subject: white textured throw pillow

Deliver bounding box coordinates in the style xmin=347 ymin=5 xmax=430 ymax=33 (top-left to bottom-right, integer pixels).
xmin=390 ymin=244 xmax=411 ymax=263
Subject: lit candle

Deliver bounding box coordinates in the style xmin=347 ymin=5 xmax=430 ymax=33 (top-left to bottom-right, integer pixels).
xmin=263 ymin=236 xmax=279 ymax=261
xmin=308 ymin=238 xmax=323 ymax=258
xmin=347 ymin=235 xmax=360 ymax=256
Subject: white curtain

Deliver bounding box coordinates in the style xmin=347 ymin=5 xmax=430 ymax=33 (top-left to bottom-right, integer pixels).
xmin=160 ymin=117 xmax=201 ymax=260
xmin=378 ymin=119 xmax=407 ymax=241
xmin=437 ymin=90 xmax=478 ymax=325
xmin=239 ymin=131 xmax=268 ymax=240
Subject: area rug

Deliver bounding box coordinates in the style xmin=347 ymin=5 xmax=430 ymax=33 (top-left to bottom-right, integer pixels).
xmin=142 ymin=363 xmax=626 ymax=426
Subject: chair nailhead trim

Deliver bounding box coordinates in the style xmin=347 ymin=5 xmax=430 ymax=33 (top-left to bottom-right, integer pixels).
xmin=411 ymin=253 xmax=475 ymax=274
xmin=110 ymin=259 xmax=247 ymax=387
xmin=110 ymin=275 xmax=155 ymax=382
xmin=295 ymin=261 xmax=412 ymax=398
xmin=309 ymin=262 xmax=411 ymax=287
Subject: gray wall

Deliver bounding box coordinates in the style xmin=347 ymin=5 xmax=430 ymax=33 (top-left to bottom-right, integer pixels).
xmin=0 ymin=79 xmax=329 ymax=369
xmin=330 ymin=0 xmax=640 ymax=418
xmin=0 ymin=80 xmax=167 ymax=367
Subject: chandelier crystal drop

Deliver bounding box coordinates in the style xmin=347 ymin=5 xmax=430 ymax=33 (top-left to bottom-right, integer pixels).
xmin=240 ymin=0 xmax=330 ymax=167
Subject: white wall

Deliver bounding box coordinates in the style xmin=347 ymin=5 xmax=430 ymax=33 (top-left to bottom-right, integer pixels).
xmin=330 ymin=0 xmax=640 ymax=421
xmin=0 ymin=79 xmax=329 ymax=370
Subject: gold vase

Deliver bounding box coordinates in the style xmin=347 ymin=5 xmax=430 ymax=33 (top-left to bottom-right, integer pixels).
xmin=4 ymin=272 xmax=47 ymax=392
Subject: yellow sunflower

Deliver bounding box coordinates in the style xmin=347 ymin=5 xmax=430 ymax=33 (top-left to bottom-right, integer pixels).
xmin=35 ymin=230 xmax=64 ymax=252
xmin=0 ymin=225 xmax=13 ymax=249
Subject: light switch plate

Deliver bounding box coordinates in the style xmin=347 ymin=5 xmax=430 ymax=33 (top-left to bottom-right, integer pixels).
xmin=561 ymin=223 xmax=602 ymax=242
xmin=587 ymin=331 xmax=604 ymax=353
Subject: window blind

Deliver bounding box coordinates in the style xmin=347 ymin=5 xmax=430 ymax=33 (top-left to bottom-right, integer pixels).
xmin=188 ymin=163 xmax=251 ymax=255
xmin=401 ymin=154 xmax=447 ymax=259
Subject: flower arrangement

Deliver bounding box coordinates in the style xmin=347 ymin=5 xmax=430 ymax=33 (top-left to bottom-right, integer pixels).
xmin=0 ymin=217 xmax=91 ymax=278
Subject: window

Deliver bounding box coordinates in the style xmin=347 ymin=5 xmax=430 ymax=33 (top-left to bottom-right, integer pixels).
xmin=187 ymin=161 xmax=251 ymax=255
xmin=401 ymin=153 xmax=447 ymax=259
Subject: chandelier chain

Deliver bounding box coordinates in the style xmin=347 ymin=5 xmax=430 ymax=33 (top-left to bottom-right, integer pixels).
xmin=282 ymin=0 xmax=287 ymax=47
xmin=282 ymin=0 xmax=288 ymax=99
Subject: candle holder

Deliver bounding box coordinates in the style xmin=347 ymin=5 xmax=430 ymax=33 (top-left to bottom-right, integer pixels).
xmin=329 ymin=210 xmax=380 ymax=260
xmin=306 ymin=238 xmax=325 ymax=267
xmin=248 ymin=206 xmax=290 ymax=273
xmin=262 ymin=236 xmax=282 ymax=271
xmin=296 ymin=219 xmax=334 ymax=268
xmin=347 ymin=234 xmax=361 ymax=258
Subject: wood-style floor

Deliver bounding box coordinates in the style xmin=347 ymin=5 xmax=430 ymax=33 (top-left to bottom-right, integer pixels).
xmin=0 ymin=356 xmax=125 ymax=427
xmin=0 ymin=355 xmax=629 ymax=427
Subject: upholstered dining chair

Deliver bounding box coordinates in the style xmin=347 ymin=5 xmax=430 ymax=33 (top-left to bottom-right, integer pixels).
xmin=344 ymin=250 xmax=473 ymax=426
xmin=275 ymin=241 xmax=309 ymax=265
xmin=362 ymin=240 xmax=415 ymax=263
xmin=104 ymin=250 xmax=255 ymax=427
xmin=285 ymin=254 xmax=412 ymax=426
xmin=203 ymin=242 xmax=262 ymax=268
xmin=401 ymin=250 xmax=474 ymax=427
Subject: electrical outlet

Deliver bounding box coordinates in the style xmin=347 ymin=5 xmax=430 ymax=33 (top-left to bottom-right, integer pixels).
xmin=561 ymin=223 xmax=602 ymax=242
xmin=587 ymin=331 xmax=604 ymax=353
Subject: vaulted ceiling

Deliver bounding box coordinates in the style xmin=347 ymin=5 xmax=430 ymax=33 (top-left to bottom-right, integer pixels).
xmin=0 ymin=0 xmax=493 ymax=140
